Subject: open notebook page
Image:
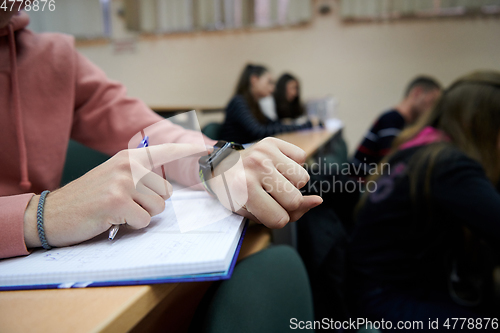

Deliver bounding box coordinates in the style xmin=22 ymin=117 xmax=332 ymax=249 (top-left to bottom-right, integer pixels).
xmin=0 ymin=189 xmax=245 ymax=288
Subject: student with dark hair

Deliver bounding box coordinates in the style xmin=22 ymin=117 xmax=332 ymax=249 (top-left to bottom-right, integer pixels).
xmin=274 ymin=73 xmax=306 ymax=120
xmin=219 ymin=64 xmax=313 ymax=144
xmin=352 ymin=76 xmax=442 ymax=179
xmin=348 ymin=71 xmax=500 ymax=331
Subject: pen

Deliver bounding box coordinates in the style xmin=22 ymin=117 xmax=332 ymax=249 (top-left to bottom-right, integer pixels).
xmin=108 ymin=135 xmax=149 ymax=241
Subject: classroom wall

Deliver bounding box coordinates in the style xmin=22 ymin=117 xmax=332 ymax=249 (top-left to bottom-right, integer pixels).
xmin=76 ymin=1 xmax=500 ymax=152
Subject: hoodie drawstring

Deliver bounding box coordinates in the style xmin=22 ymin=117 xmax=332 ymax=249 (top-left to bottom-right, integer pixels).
xmin=7 ymin=23 xmax=31 ymax=191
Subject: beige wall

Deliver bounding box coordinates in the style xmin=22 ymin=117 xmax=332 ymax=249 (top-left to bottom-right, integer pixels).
xmin=76 ymin=3 xmax=500 ymax=152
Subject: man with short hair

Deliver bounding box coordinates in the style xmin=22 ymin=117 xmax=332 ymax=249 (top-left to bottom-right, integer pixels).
xmin=352 ymin=76 xmax=442 ymax=178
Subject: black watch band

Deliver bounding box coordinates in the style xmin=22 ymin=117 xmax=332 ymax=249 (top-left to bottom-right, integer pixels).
xmin=199 ymin=141 xmax=245 ymax=196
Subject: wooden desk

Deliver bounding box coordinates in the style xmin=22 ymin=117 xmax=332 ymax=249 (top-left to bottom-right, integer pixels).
xmin=0 ymin=224 xmax=271 ymax=333
xmin=275 ymin=128 xmax=338 ymax=159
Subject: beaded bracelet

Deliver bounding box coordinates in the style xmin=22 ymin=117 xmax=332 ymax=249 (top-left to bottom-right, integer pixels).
xmin=36 ymin=190 xmax=52 ymax=250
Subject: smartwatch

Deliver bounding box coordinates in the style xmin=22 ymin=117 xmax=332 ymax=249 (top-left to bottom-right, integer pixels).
xmin=199 ymin=141 xmax=245 ymax=196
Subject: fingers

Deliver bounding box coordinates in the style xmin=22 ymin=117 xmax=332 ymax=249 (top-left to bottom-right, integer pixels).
xmin=249 ymin=138 xmax=309 ymax=188
xmin=106 ymin=182 xmax=165 ymax=230
xmin=232 ymin=137 xmax=321 ymax=229
xmin=139 ymin=171 xmax=173 ymax=199
xmin=106 ymin=147 xmax=179 ymax=230
xmin=122 ymin=200 xmax=153 ymax=229
xmin=260 ymin=169 xmax=322 ymax=226
xmin=287 ymin=195 xmax=323 ymax=222
xmin=274 ymin=155 xmax=310 ymax=189
xmin=243 ymin=192 xmax=322 ymax=228
xmin=133 ymin=187 xmax=166 ymax=217
xmin=245 ymin=185 xmax=290 ymax=229
xmin=262 ymin=168 xmax=304 ymax=212
xmin=131 ymin=143 xmax=208 ymax=170
xmin=260 ymin=137 xmax=307 ymax=164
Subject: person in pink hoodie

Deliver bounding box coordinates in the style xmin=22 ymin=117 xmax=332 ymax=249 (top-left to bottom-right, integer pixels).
xmin=0 ymin=9 xmax=322 ymax=259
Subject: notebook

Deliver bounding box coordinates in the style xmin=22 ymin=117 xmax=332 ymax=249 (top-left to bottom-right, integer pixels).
xmin=0 ymin=188 xmax=247 ymax=291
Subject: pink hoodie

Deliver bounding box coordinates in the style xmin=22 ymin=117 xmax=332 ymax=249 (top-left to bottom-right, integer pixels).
xmin=0 ymin=12 xmax=215 ymax=259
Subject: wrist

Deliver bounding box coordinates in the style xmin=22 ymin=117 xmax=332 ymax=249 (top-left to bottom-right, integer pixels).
xmin=23 ymin=195 xmax=41 ymax=248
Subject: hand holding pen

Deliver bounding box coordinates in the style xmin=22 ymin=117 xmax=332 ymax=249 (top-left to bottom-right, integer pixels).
xmin=24 ymin=135 xmax=206 ymax=249
xmin=108 ymin=135 xmax=149 ymax=240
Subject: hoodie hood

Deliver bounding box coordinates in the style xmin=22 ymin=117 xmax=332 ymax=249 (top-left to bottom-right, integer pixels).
xmin=2 ymin=11 xmax=31 ymax=190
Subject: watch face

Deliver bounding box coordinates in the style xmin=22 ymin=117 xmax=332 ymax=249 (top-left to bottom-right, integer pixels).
xmin=199 ymin=141 xmax=243 ymax=174
xmin=214 ymin=140 xmax=228 ymax=149
xmin=208 ymin=142 xmax=230 ymax=164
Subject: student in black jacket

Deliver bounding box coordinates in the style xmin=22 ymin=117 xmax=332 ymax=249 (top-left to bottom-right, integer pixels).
xmin=220 ymin=64 xmax=312 ymax=144
xmin=348 ymin=71 xmax=500 ymax=332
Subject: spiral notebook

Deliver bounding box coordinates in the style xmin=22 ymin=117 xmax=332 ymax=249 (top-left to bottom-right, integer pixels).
xmin=0 ymin=188 xmax=247 ymax=291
